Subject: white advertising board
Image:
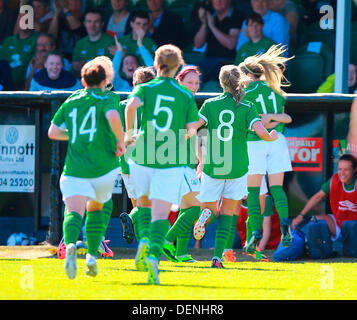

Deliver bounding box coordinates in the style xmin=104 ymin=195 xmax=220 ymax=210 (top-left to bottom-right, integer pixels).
xmin=0 ymin=125 xmax=35 ymax=192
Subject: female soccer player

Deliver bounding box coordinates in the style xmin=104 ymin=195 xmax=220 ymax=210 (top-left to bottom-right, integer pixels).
xmin=238 ymin=44 xmax=293 ymax=256
xmin=125 ymin=45 xmax=199 ymax=284
xmin=191 ymin=64 xmax=278 ymax=268
xmin=48 ymin=56 xmax=126 ymax=279
xmin=117 ymin=66 xmax=156 ymax=244
xmin=162 ymin=65 xmax=203 ymax=263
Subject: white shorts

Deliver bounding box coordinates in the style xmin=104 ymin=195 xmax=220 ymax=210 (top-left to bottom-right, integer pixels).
xmin=181 ymin=166 xmax=201 ymax=197
xmin=121 ymin=173 xmax=137 ymax=200
xmin=260 ymin=176 xmax=268 ymax=195
xmin=248 ymin=133 xmax=292 ymax=175
xmin=128 ymin=159 xmax=185 ymax=205
xmin=60 ymin=167 xmax=120 ymax=203
xmin=197 ymin=172 xmax=248 ymax=203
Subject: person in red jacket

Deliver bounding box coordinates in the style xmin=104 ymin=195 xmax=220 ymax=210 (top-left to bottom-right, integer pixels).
xmin=292 ymin=154 xmax=357 ymax=241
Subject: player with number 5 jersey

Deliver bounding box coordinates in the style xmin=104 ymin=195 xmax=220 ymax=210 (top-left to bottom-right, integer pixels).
xmin=125 ymin=44 xmax=199 ymax=285
xmin=192 ymin=65 xmax=278 ymax=268
xmin=238 ymin=44 xmax=294 ymax=258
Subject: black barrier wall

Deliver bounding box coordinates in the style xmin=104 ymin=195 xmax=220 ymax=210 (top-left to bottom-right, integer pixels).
xmin=0 ymin=92 xmax=355 ymax=245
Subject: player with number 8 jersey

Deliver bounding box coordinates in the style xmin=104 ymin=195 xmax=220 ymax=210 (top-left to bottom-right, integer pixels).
xmin=192 ymin=65 xmax=278 ymax=268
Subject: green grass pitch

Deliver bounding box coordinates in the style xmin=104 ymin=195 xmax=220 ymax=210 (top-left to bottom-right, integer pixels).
xmin=0 ymin=247 xmax=356 ymax=300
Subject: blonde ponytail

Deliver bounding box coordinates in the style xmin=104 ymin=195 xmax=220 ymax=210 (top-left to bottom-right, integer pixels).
xmin=239 ymin=44 xmax=293 ymax=95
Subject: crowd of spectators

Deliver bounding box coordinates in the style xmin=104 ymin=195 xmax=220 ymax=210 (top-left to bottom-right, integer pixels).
xmin=0 ymin=0 xmax=355 ymax=92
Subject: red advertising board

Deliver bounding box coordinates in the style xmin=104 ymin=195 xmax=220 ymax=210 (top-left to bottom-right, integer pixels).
xmin=286 ymin=137 xmax=323 ymax=172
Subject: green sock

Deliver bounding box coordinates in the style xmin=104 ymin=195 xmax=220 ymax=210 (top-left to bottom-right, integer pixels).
xmin=63 ymin=210 xmax=83 ymax=246
xmin=101 ymin=198 xmax=113 ymax=238
xmin=269 ymin=185 xmax=289 ymax=221
xmin=245 ymin=216 xmax=252 ymax=245
xmin=171 ymin=206 xmax=200 ymax=257
xmin=166 ymin=206 xmax=200 ymax=243
xmin=225 ymin=214 xmax=239 ymax=250
xmin=129 ymin=207 xmax=140 ymax=241
xmin=137 ymin=207 xmax=152 ymax=240
xmin=85 ymin=211 xmax=103 ymax=256
xmin=247 ymin=187 xmax=263 ymax=234
xmin=213 ymin=214 xmax=233 ymax=258
xmin=263 ymin=195 xmax=274 ymax=217
xmin=149 ymin=219 xmax=171 ymax=259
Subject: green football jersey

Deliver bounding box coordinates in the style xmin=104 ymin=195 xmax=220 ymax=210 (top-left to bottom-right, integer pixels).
xmin=117 ymin=98 xmax=143 ymax=174
xmin=51 ymin=88 xmax=120 ymax=178
xmin=243 ymin=80 xmax=286 ymax=141
xmin=129 ymin=77 xmax=199 ymax=168
xmin=72 ymin=33 xmax=115 ymax=64
xmin=199 ymin=92 xmax=261 ymax=179
xmin=0 ymin=33 xmax=37 ymax=89
xmin=118 ymin=34 xmax=157 ymax=66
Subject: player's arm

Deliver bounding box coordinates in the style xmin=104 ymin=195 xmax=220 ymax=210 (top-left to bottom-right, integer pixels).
xmin=186 ymin=118 xmax=205 ymax=138
xmin=106 ymin=109 xmax=126 ymax=157
xmin=260 ymin=112 xmax=292 ymax=126
xmin=252 ymin=121 xmax=278 ymax=141
xmin=106 ymin=109 xmax=125 ymax=144
xmin=125 ymin=96 xmax=141 ymax=145
xmin=48 ymin=123 xmax=69 ymax=141
xmin=292 ymin=190 xmax=327 ymax=229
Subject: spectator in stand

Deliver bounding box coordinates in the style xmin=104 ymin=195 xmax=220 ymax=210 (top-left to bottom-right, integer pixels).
xmin=234 ymin=13 xmax=275 ymax=65
xmin=236 ymin=0 xmax=289 ymax=54
xmin=106 ymin=0 xmax=132 ymax=38
xmin=0 ymin=13 xmax=37 ymax=90
xmin=72 ymin=9 xmax=115 ymax=77
xmin=194 ymin=0 xmax=246 ymax=82
xmin=112 ymin=35 xmax=152 ymax=92
xmin=0 ymin=60 xmax=14 ymax=90
xmin=24 ymin=33 xmax=71 ymax=90
xmin=48 ymin=0 xmax=87 ymax=62
xmin=116 ymin=10 xmax=157 ymax=67
xmin=270 ymin=0 xmax=300 ymax=47
xmin=146 ymin=0 xmax=184 ymax=48
xmin=0 ymin=0 xmax=17 ymax=45
xmin=317 ymin=63 xmax=357 ymax=94
xmin=292 ymin=154 xmax=357 ymax=256
xmin=29 ymin=51 xmax=81 ymax=91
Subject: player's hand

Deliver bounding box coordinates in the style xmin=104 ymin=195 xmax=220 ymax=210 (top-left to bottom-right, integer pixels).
xmin=116 ymin=141 xmax=126 ymax=157
xmin=124 ymin=133 xmax=137 ymax=147
xmin=259 ymin=114 xmax=273 ymax=127
xmin=269 ymin=129 xmax=278 ymax=141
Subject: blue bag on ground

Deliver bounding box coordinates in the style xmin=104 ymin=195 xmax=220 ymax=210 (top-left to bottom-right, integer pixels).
xmin=273 ymin=229 xmax=305 ymax=261
xmin=341 ymin=220 xmax=357 ymax=257
xmin=305 ymin=220 xmax=333 ymax=259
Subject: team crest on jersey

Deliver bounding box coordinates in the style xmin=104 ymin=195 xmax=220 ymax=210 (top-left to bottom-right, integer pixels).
xmin=338 ymin=200 xmax=357 ymax=212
